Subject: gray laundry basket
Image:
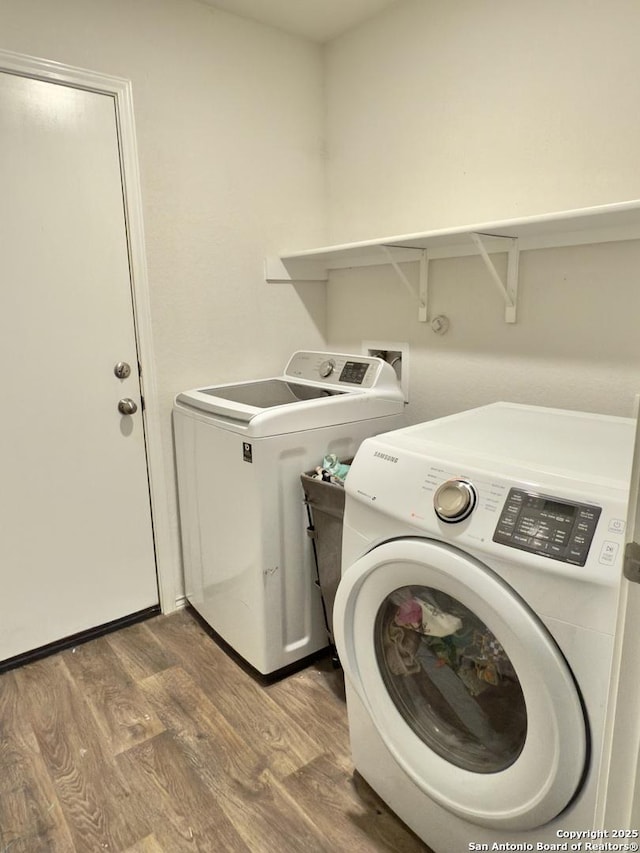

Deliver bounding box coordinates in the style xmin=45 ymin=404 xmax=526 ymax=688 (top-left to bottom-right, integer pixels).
xmin=300 ymin=470 xmax=347 ymax=656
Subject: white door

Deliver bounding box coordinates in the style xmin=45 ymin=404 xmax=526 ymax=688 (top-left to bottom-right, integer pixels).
xmin=333 ymin=538 xmax=587 ymax=831
xmin=0 ymin=71 xmax=158 ymax=664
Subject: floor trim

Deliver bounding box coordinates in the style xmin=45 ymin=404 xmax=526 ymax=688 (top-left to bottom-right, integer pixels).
xmin=0 ymin=606 xmax=161 ymax=674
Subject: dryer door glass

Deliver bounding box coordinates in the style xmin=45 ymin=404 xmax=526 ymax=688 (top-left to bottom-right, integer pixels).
xmin=374 ymin=584 xmax=527 ymax=773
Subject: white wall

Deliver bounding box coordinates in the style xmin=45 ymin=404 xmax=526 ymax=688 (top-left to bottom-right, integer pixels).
xmin=0 ymin=0 xmax=328 ymax=605
xmin=324 ymin=0 xmax=640 ymax=422
xmin=5 ymin=0 xmax=640 ymax=606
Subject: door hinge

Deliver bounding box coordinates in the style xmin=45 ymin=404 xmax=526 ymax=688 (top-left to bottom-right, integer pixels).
xmin=623 ymin=541 xmax=640 ymax=584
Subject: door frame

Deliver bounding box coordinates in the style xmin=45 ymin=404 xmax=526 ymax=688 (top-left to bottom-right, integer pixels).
xmin=599 ymin=396 xmax=640 ymax=827
xmin=0 ymin=48 xmax=174 ymax=613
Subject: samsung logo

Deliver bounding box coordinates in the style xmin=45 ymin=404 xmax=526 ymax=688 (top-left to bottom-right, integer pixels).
xmin=374 ymin=451 xmax=399 ymax=463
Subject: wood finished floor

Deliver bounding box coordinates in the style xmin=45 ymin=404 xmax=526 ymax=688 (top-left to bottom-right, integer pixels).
xmin=0 ymin=609 xmax=432 ymax=852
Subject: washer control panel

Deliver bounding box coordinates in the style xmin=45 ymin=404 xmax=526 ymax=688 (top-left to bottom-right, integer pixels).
xmin=493 ymin=488 xmax=602 ymax=567
xmin=317 ymin=357 xmax=370 ymax=383
xmin=285 ymin=351 xmax=385 ymax=388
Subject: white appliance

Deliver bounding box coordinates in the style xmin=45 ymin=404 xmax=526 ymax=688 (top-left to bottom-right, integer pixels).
xmin=173 ymin=351 xmax=406 ymax=675
xmin=333 ymin=402 xmax=634 ymax=850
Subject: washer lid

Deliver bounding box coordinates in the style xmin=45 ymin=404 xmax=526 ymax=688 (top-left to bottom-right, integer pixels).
xmin=333 ymin=538 xmax=587 ymax=831
xmin=194 ymin=379 xmax=343 ymax=410
xmin=175 ymin=377 xmax=354 ymax=425
xmin=173 ymin=351 xmax=405 ymax=436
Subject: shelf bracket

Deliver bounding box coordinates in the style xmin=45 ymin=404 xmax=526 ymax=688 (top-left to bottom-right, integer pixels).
xmin=469 ymin=232 xmax=519 ymax=323
xmin=379 ymin=245 xmax=429 ymax=322
xmin=419 ymin=249 xmax=428 ymax=323
xmin=379 ymin=245 xmax=418 ymax=299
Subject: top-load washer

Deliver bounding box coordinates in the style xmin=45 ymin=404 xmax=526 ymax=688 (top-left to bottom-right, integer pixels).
xmin=333 ymin=402 xmax=634 ymax=851
xmin=173 ymin=350 xmax=406 ymax=675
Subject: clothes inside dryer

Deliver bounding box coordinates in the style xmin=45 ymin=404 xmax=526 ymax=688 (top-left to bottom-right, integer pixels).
xmin=375 ymin=585 xmax=527 ymax=773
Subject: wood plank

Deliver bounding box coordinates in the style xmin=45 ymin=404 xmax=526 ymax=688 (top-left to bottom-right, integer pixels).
xmin=117 ymin=730 xmax=251 ymax=853
xmin=265 ymin=659 xmax=351 ymax=759
xmin=107 ymin=619 xmax=177 ymax=682
xmin=62 ymin=635 xmax=165 ymax=754
xmin=11 ymin=654 xmax=151 ymax=851
xmin=219 ymin=768 xmax=335 ymax=853
xmin=139 ymin=665 xmax=267 ymax=784
xmin=138 ymin=665 xmax=331 ymax=852
xmin=146 ymin=611 xmax=324 ymax=779
xmin=280 ymin=754 xmax=431 ymax=852
xmin=0 ymin=669 xmax=75 ymax=853
xmin=122 ymin=835 xmax=166 ymax=853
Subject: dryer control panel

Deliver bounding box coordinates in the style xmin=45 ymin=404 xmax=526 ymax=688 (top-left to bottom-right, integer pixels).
xmin=493 ymin=488 xmax=601 ymax=567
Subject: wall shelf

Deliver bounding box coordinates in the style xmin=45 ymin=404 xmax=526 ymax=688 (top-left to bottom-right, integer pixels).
xmin=264 ymin=200 xmax=640 ymax=323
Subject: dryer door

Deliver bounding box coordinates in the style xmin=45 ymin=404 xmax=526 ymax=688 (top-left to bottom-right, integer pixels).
xmin=333 ymin=538 xmax=587 ymax=831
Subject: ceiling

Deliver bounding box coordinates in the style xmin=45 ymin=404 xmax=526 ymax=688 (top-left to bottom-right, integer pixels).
xmin=198 ymin=0 xmax=401 ymax=43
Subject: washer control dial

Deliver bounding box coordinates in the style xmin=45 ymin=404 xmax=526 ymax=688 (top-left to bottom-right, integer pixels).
xmin=319 ymin=358 xmax=336 ymax=378
xmin=434 ymin=478 xmax=477 ymax=523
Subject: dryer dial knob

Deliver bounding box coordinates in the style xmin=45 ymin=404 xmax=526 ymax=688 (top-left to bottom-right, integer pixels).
xmin=434 ymin=478 xmax=477 ymax=523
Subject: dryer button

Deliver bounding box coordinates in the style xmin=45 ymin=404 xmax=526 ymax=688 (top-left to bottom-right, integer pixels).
xmin=434 ymin=478 xmax=477 ymax=523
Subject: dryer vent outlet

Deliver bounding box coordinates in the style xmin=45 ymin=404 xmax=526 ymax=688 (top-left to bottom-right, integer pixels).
xmin=363 ymin=341 xmax=409 ymax=403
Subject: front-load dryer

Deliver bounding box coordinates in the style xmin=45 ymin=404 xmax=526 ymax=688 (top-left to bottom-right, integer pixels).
xmin=173 ymin=351 xmax=406 ymax=676
xmin=333 ymin=402 xmax=634 ymax=850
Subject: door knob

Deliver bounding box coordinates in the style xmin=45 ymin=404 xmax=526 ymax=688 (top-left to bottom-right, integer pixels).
xmin=118 ymin=398 xmax=138 ymax=415
xmin=114 ymin=361 xmax=132 ymax=379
